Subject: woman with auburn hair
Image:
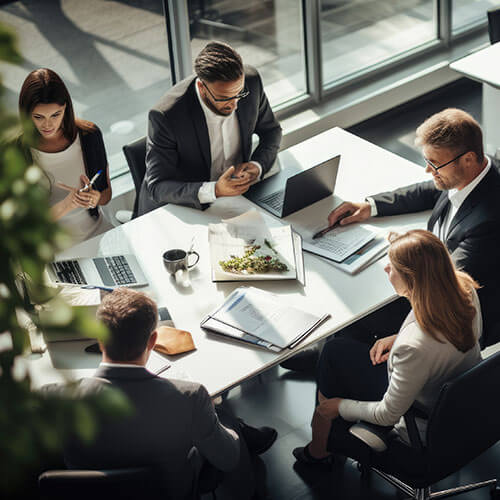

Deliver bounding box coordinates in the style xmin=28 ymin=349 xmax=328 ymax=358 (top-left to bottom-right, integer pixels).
xmin=18 ymin=68 xmax=112 ymax=244
xmin=293 ymin=229 xmax=482 ymax=464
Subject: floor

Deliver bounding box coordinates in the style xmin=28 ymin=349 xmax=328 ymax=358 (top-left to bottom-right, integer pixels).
xmin=220 ymin=79 xmax=500 ymax=500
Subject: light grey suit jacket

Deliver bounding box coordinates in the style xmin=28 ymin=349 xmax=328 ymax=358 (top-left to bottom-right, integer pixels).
xmin=139 ymin=65 xmax=282 ymax=214
xmin=46 ymin=366 xmax=240 ymax=500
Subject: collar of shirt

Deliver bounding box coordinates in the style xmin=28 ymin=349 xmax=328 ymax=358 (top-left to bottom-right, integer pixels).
xmin=99 ymin=362 xmax=144 ymax=369
xmin=447 ymin=156 xmax=491 ymax=209
xmin=195 ymin=78 xmax=233 ymax=124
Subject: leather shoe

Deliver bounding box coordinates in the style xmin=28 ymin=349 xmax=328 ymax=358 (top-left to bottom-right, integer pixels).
xmin=280 ymin=347 xmax=320 ymax=373
xmin=292 ymin=445 xmax=333 ymax=465
xmin=238 ymin=419 xmax=277 ymax=455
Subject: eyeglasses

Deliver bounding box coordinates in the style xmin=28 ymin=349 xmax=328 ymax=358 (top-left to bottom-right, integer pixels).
xmin=201 ymin=80 xmax=250 ymax=102
xmin=423 ymin=151 xmax=468 ymax=172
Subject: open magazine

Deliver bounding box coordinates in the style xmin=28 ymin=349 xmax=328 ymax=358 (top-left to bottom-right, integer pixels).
xmin=208 ymin=210 xmax=304 ymax=283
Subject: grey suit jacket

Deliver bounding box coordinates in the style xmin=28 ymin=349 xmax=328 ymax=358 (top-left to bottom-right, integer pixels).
xmin=49 ymin=366 xmax=240 ymax=500
xmin=371 ymin=166 xmax=500 ymax=346
xmin=138 ymin=65 xmax=282 ymax=214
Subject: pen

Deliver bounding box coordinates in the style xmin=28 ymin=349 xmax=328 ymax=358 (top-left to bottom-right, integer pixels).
xmin=155 ymin=364 xmax=171 ymax=375
xmin=80 ymin=170 xmax=103 ymax=192
xmin=312 ymin=212 xmax=352 ymax=239
xmin=81 ymin=285 xmax=114 ymax=292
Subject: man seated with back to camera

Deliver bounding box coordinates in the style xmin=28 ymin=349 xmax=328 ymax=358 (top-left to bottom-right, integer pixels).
xmin=138 ymin=41 xmax=282 ymax=214
xmin=283 ymin=108 xmax=500 ymax=373
xmin=45 ymin=288 xmax=277 ymax=500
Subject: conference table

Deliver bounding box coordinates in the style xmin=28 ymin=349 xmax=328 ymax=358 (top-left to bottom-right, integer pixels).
xmin=27 ymin=127 xmax=430 ymax=397
xmin=450 ymin=42 xmax=500 ymax=158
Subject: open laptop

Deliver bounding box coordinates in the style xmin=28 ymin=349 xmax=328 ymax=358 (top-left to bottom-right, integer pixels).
xmin=244 ymin=155 xmax=340 ymax=218
xmin=46 ymin=254 xmax=148 ymax=288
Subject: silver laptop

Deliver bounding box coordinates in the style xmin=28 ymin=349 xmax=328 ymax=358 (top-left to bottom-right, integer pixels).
xmin=244 ymin=155 xmax=340 ymax=218
xmin=47 ymin=254 xmax=148 ymax=288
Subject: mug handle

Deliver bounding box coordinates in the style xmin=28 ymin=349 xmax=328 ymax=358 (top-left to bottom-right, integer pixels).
xmin=187 ymin=250 xmax=200 ymax=269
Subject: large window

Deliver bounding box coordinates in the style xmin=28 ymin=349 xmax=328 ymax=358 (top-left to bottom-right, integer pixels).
xmin=452 ymin=0 xmax=496 ymax=34
xmin=321 ymin=0 xmax=436 ymax=86
xmin=0 ymin=0 xmax=171 ymax=177
xmin=188 ymin=0 xmax=307 ymax=108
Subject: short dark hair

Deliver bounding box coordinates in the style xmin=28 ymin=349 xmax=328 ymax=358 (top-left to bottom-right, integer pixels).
xmin=96 ymin=288 xmax=157 ymax=362
xmin=415 ymin=108 xmax=484 ymax=163
xmin=194 ymin=41 xmax=243 ymax=83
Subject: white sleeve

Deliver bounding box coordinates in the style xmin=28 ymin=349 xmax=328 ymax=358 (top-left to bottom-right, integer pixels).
xmin=365 ymin=197 xmax=378 ymax=217
xmin=249 ymin=161 xmax=263 ymax=179
xmin=339 ymin=342 xmax=428 ymax=426
xmin=198 ymin=181 xmax=217 ymax=204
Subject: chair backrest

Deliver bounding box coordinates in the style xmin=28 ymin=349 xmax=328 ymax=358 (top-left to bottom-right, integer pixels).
xmin=488 ymin=7 xmax=500 ymax=44
xmin=122 ymin=136 xmax=147 ymax=218
xmin=425 ymin=351 xmax=500 ymax=481
xmin=38 ymin=466 xmax=167 ymax=500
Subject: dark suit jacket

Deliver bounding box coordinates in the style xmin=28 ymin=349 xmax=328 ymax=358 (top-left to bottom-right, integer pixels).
xmin=52 ymin=366 xmax=240 ymax=500
xmin=138 ymin=65 xmax=282 ymax=214
xmin=372 ymin=166 xmax=500 ymax=346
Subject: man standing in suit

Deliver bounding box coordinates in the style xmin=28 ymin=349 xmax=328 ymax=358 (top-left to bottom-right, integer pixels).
xmin=138 ymin=41 xmax=282 ymax=214
xmin=56 ymin=288 xmax=277 ymax=499
xmin=326 ymin=108 xmax=500 ymax=347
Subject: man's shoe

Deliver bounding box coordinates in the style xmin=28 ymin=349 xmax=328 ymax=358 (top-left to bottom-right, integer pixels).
xmin=238 ymin=419 xmax=278 ymax=455
xmin=280 ymin=347 xmax=320 ymax=373
xmin=292 ymin=445 xmax=333 ymax=466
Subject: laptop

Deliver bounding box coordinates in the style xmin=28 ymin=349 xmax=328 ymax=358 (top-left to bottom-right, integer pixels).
xmin=46 ymin=254 xmax=148 ymax=288
xmin=244 ymin=155 xmax=340 ymax=218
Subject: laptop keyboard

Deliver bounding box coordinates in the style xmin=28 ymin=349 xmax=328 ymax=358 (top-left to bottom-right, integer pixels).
xmin=105 ymin=256 xmax=137 ymax=285
xmin=258 ymin=190 xmax=285 ymax=211
xmin=52 ymin=260 xmax=87 ymax=285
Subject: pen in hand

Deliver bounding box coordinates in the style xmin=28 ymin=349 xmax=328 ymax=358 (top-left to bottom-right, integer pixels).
xmin=312 ymin=212 xmax=352 ymax=239
xmin=79 ymin=170 xmax=103 ymax=192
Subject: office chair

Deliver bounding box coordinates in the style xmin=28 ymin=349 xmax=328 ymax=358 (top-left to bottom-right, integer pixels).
xmin=122 ymin=136 xmax=147 ymax=219
xmin=488 ymin=7 xmax=500 ymax=44
xmin=39 ymin=461 xmax=222 ymax=499
xmin=330 ymin=351 xmax=500 ymax=500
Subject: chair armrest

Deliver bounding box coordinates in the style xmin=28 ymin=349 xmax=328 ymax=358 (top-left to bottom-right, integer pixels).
xmin=403 ymin=401 xmax=430 ymax=451
xmin=349 ymin=422 xmax=397 ymax=452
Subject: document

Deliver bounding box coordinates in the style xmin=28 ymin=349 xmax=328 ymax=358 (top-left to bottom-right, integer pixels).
xmin=201 ymin=287 xmax=330 ymax=351
xmin=208 ymin=210 xmax=304 ymax=283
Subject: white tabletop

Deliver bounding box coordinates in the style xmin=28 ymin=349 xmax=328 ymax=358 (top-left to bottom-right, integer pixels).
xmin=450 ymin=42 xmax=500 ymax=89
xmin=27 ymin=128 xmax=430 ymax=396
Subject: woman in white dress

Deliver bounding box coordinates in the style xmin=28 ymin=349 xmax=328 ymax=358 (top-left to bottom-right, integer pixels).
xmin=18 ymin=68 xmax=112 ymax=244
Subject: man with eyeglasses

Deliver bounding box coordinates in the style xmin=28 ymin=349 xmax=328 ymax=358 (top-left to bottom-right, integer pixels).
xmin=328 ymin=108 xmax=500 ymax=347
xmin=138 ymin=41 xmax=282 ymax=214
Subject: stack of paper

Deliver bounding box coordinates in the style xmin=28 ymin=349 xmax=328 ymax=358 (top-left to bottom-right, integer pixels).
xmin=201 ymin=287 xmax=330 ymax=352
xmin=208 ymin=210 xmax=304 ymax=283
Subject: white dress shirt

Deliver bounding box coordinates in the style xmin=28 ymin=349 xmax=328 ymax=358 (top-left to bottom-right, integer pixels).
xmin=195 ymin=80 xmax=261 ymax=203
xmin=367 ymin=157 xmax=491 ymax=242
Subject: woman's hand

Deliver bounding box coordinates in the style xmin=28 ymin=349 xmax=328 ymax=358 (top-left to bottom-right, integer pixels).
xmin=77 ymin=174 xmax=102 ymax=208
xmin=369 ymin=334 xmax=398 ymax=365
xmin=316 ymin=397 xmax=343 ymax=420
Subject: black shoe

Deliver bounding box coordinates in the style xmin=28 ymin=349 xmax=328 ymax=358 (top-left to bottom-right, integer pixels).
xmin=292 ymin=445 xmax=333 ymax=465
xmin=280 ymin=347 xmax=320 ymax=373
xmin=238 ymin=419 xmax=278 ymax=455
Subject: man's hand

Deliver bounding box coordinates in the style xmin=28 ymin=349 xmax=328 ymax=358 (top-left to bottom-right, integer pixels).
xmin=328 ymin=201 xmax=371 ymax=227
xmin=317 ymin=397 xmax=342 ymax=420
xmin=369 ymin=334 xmax=397 ymax=366
xmin=233 ymin=162 xmax=260 ymax=183
xmin=215 ymin=166 xmax=253 ymax=198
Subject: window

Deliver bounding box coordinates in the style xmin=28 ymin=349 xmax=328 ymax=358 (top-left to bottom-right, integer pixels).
xmin=0 ymin=0 xmax=171 ymax=178
xmin=452 ymin=0 xmax=496 ymax=34
xmin=188 ymin=0 xmax=307 ymax=108
xmin=321 ymin=0 xmax=436 ymax=86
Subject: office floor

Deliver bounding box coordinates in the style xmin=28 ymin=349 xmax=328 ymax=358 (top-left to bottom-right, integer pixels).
xmin=220 ymin=79 xmax=500 ymax=500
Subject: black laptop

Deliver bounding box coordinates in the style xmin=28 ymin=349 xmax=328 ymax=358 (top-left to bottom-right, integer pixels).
xmin=244 ymin=155 xmax=340 ymax=218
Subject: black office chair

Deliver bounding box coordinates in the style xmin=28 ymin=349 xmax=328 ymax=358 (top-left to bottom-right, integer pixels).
xmin=122 ymin=136 xmax=147 ymax=219
xmin=331 ymin=351 xmax=500 ymax=500
xmin=39 ymin=461 xmax=222 ymax=500
xmin=488 ymin=7 xmax=500 ymax=44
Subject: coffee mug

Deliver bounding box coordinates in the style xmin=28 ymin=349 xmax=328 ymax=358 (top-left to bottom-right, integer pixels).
xmin=162 ymin=248 xmax=200 ymax=275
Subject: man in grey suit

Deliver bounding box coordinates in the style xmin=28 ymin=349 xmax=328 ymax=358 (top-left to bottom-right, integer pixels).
xmin=138 ymin=41 xmax=282 ymax=214
xmin=54 ymin=288 xmax=277 ymax=499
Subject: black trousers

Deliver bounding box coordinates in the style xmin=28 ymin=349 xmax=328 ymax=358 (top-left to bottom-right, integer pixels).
xmin=316 ymin=337 xmax=389 ymax=451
